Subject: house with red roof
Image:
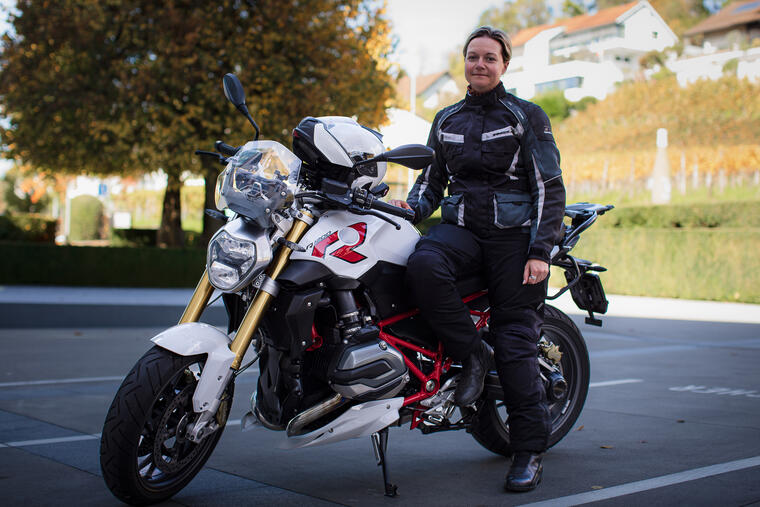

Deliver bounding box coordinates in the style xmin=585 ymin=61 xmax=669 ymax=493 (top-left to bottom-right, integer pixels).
xmin=396 ymin=71 xmax=460 ymax=111
xmin=684 ymin=0 xmax=760 ymax=50
xmin=504 ymin=0 xmax=677 ymax=100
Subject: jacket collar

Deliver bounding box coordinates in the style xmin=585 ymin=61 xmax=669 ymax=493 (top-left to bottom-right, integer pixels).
xmin=465 ymin=82 xmax=507 ymax=106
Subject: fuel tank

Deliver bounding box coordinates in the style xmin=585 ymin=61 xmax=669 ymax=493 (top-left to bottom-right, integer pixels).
xmin=290 ymin=210 xmax=420 ymax=279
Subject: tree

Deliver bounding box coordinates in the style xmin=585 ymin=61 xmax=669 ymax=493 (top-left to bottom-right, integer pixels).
xmin=478 ymin=0 xmax=552 ymax=35
xmin=0 ymin=0 xmax=394 ymax=247
xmin=562 ymin=0 xmax=587 ymax=18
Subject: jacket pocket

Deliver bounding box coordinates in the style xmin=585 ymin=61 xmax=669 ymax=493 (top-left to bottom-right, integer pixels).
xmin=482 ymin=136 xmax=520 ymax=176
xmin=441 ymin=194 xmax=463 ymax=225
xmin=493 ymin=191 xmax=532 ymax=228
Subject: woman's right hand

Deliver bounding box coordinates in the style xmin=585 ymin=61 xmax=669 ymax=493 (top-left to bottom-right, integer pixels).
xmin=389 ymin=199 xmax=412 ymax=210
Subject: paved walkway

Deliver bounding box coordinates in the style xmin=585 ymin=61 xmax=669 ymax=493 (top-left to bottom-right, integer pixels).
xmin=0 ymin=284 xmax=758 ymax=324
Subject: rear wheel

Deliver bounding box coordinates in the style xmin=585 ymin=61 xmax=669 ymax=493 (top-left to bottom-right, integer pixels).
xmin=470 ymin=305 xmax=589 ymax=456
xmin=100 ymin=346 xmax=233 ymax=505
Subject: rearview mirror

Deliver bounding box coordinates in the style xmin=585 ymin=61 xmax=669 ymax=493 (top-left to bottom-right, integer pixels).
xmin=222 ymin=73 xmax=260 ymax=140
xmin=222 ymin=73 xmax=246 ymax=109
xmin=356 ymin=144 xmax=434 ymax=171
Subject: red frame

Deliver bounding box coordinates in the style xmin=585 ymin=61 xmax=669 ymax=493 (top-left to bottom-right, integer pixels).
xmin=378 ymin=290 xmax=489 ymax=429
xmin=309 ymin=290 xmax=490 ymax=429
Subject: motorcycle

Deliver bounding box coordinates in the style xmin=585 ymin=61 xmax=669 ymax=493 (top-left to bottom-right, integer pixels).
xmin=100 ymin=74 xmax=613 ymax=505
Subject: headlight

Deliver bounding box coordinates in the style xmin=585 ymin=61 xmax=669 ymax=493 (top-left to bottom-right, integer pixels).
xmin=206 ymin=220 xmax=272 ymax=292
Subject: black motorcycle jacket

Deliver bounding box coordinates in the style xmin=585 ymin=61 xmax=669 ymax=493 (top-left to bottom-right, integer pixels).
xmin=407 ymin=82 xmax=566 ymax=264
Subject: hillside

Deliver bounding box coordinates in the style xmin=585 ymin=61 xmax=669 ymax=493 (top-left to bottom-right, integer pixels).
xmin=554 ymin=76 xmax=760 ymax=182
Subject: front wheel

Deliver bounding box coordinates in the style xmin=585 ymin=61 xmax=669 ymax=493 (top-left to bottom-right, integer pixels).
xmin=470 ymin=305 xmax=590 ymax=456
xmin=100 ymin=346 xmax=233 ymax=505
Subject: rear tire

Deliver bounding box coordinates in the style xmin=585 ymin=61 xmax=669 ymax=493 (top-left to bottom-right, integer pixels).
xmin=100 ymin=346 xmax=233 ymax=505
xmin=470 ymin=305 xmax=589 ymax=456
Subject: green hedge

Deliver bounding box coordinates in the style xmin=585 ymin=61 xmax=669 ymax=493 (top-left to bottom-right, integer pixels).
xmin=0 ymin=213 xmax=57 ymax=242
xmin=0 ymin=242 xmax=206 ymax=287
xmin=418 ymin=201 xmax=760 ymax=234
xmin=558 ymin=228 xmax=760 ymax=304
xmin=110 ymin=228 xmax=207 ymax=248
xmin=597 ymin=201 xmax=760 ymax=229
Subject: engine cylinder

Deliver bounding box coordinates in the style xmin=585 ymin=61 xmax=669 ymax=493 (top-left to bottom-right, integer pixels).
xmin=328 ymin=337 xmax=408 ymax=401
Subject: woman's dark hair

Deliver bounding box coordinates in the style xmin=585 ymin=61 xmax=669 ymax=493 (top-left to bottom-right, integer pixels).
xmin=463 ymin=26 xmax=512 ymax=63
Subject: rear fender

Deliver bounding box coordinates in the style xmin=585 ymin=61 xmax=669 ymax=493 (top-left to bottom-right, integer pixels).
xmin=151 ymin=323 xmax=235 ymax=413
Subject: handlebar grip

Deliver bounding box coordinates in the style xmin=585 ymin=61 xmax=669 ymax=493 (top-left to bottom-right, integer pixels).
xmin=369 ymin=198 xmax=416 ymax=222
xmin=215 ymin=140 xmax=240 ymax=157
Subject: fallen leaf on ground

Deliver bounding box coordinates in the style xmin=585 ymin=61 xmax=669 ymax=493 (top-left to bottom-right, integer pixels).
xmin=591 ymin=486 xmax=604 ymax=490
xmin=600 ymin=445 xmax=613 ymax=449
xmin=576 ymin=425 xmax=584 ymax=431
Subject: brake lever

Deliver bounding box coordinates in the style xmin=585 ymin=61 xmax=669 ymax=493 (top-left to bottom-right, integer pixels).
xmin=347 ymin=204 xmax=401 ymax=230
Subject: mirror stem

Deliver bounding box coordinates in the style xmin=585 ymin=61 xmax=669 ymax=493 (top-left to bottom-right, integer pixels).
xmin=238 ymin=104 xmax=260 ymax=140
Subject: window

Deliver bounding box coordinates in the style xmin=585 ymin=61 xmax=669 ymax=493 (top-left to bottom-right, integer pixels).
xmin=535 ymin=76 xmax=583 ymax=94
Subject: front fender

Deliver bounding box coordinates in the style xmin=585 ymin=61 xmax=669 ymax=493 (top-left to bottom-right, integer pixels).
xmin=151 ymin=323 xmax=236 ymax=413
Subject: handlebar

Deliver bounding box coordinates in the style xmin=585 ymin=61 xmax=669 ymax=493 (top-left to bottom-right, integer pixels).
xmin=215 ymin=140 xmax=240 ymax=157
xmin=352 ymin=189 xmax=416 ymax=222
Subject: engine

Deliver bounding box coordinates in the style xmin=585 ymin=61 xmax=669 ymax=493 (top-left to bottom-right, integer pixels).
xmin=328 ymin=337 xmax=408 ymax=402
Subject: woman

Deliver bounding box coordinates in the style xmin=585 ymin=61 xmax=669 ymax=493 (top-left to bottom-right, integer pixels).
xmin=390 ymin=26 xmax=566 ymax=492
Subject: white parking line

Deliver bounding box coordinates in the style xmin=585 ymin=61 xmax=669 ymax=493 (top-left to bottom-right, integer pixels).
xmin=4 ymin=434 xmax=102 ymax=447
xmin=0 ymin=378 xmax=642 ymax=447
xmin=518 ymin=455 xmax=760 ymax=507
xmin=0 ymin=369 xmax=259 ymax=388
xmin=0 ymin=376 xmax=124 ymax=388
xmin=589 ymin=379 xmax=643 ymax=388
xmin=1 ymin=420 xmax=243 ymax=448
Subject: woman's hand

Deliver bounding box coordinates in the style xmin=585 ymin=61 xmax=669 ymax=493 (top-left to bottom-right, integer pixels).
xmin=523 ymin=259 xmax=549 ymax=285
xmin=389 ymin=199 xmax=412 ymax=210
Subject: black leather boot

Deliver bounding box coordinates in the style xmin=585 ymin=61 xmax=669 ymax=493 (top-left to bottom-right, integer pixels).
xmin=505 ymin=452 xmax=543 ymax=492
xmin=454 ymin=340 xmax=493 ymax=407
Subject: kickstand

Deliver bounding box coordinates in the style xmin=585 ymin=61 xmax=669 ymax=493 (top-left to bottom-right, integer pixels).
xmin=371 ymin=427 xmax=398 ymax=497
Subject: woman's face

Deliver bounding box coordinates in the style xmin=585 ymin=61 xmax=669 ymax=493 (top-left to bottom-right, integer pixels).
xmin=464 ymin=36 xmax=508 ymax=93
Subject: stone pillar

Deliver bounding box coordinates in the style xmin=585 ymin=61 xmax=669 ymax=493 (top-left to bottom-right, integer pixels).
xmin=651 ymin=128 xmax=671 ymax=204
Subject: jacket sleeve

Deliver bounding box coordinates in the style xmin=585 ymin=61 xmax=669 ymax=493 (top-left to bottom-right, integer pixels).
xmin=406 ymin=111 xmax=449 ymax=225
xmin=525 ymin=105 xmax=566 ymax=263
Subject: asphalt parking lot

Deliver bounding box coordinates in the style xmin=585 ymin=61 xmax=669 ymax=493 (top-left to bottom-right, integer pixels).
xmin=0 ymin=287 xmax=759 ymax=506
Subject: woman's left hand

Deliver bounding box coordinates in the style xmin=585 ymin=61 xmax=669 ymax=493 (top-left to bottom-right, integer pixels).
xmin=523 ymin=259 xmax=549 ymax=285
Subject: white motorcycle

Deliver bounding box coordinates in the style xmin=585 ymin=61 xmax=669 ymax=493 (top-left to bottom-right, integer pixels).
xmin=100 ymin=74 xmax=612 ymax=504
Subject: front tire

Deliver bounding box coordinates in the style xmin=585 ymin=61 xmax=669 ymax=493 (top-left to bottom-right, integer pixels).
xmin=470 ymin=305 xmax=589 ymax=456
xmin=100 ymin=346 xmax=233 ymax=505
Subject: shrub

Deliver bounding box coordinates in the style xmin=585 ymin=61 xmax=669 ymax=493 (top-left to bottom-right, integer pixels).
xmin=0 ymin=212 xmax=57 ymax=242
xmin=533 ymin=89 xmax=570 ymax=124
xmin=70 ymin=195 xmax=104 ymax=241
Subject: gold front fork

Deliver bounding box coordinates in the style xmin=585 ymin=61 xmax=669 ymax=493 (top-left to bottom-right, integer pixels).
xmin=228 ymin=210 xmax=314 ymax=369
xmin=179 ymin=270 xmax=215 ymax=324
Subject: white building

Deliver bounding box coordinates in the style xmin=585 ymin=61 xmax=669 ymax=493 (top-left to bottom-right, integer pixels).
xmin=504 ymin=0 xmax=677 ymax=100
xmin=396 ymin=71 xmax=460 ymax=111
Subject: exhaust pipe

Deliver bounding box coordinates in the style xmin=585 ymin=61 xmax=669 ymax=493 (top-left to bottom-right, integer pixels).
xmin=286 ymin=393 xmax=346 ymax=437
xmin=546 ymin=371 xmax=568 ymax=402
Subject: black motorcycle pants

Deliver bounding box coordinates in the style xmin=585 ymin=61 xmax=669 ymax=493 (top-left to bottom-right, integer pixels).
xmin=406 ymin=224 xmax=551 ymax=452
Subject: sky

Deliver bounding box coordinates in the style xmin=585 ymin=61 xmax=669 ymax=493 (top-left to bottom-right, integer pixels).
xmin=386 ymin=0 xmax=505 ymax=74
